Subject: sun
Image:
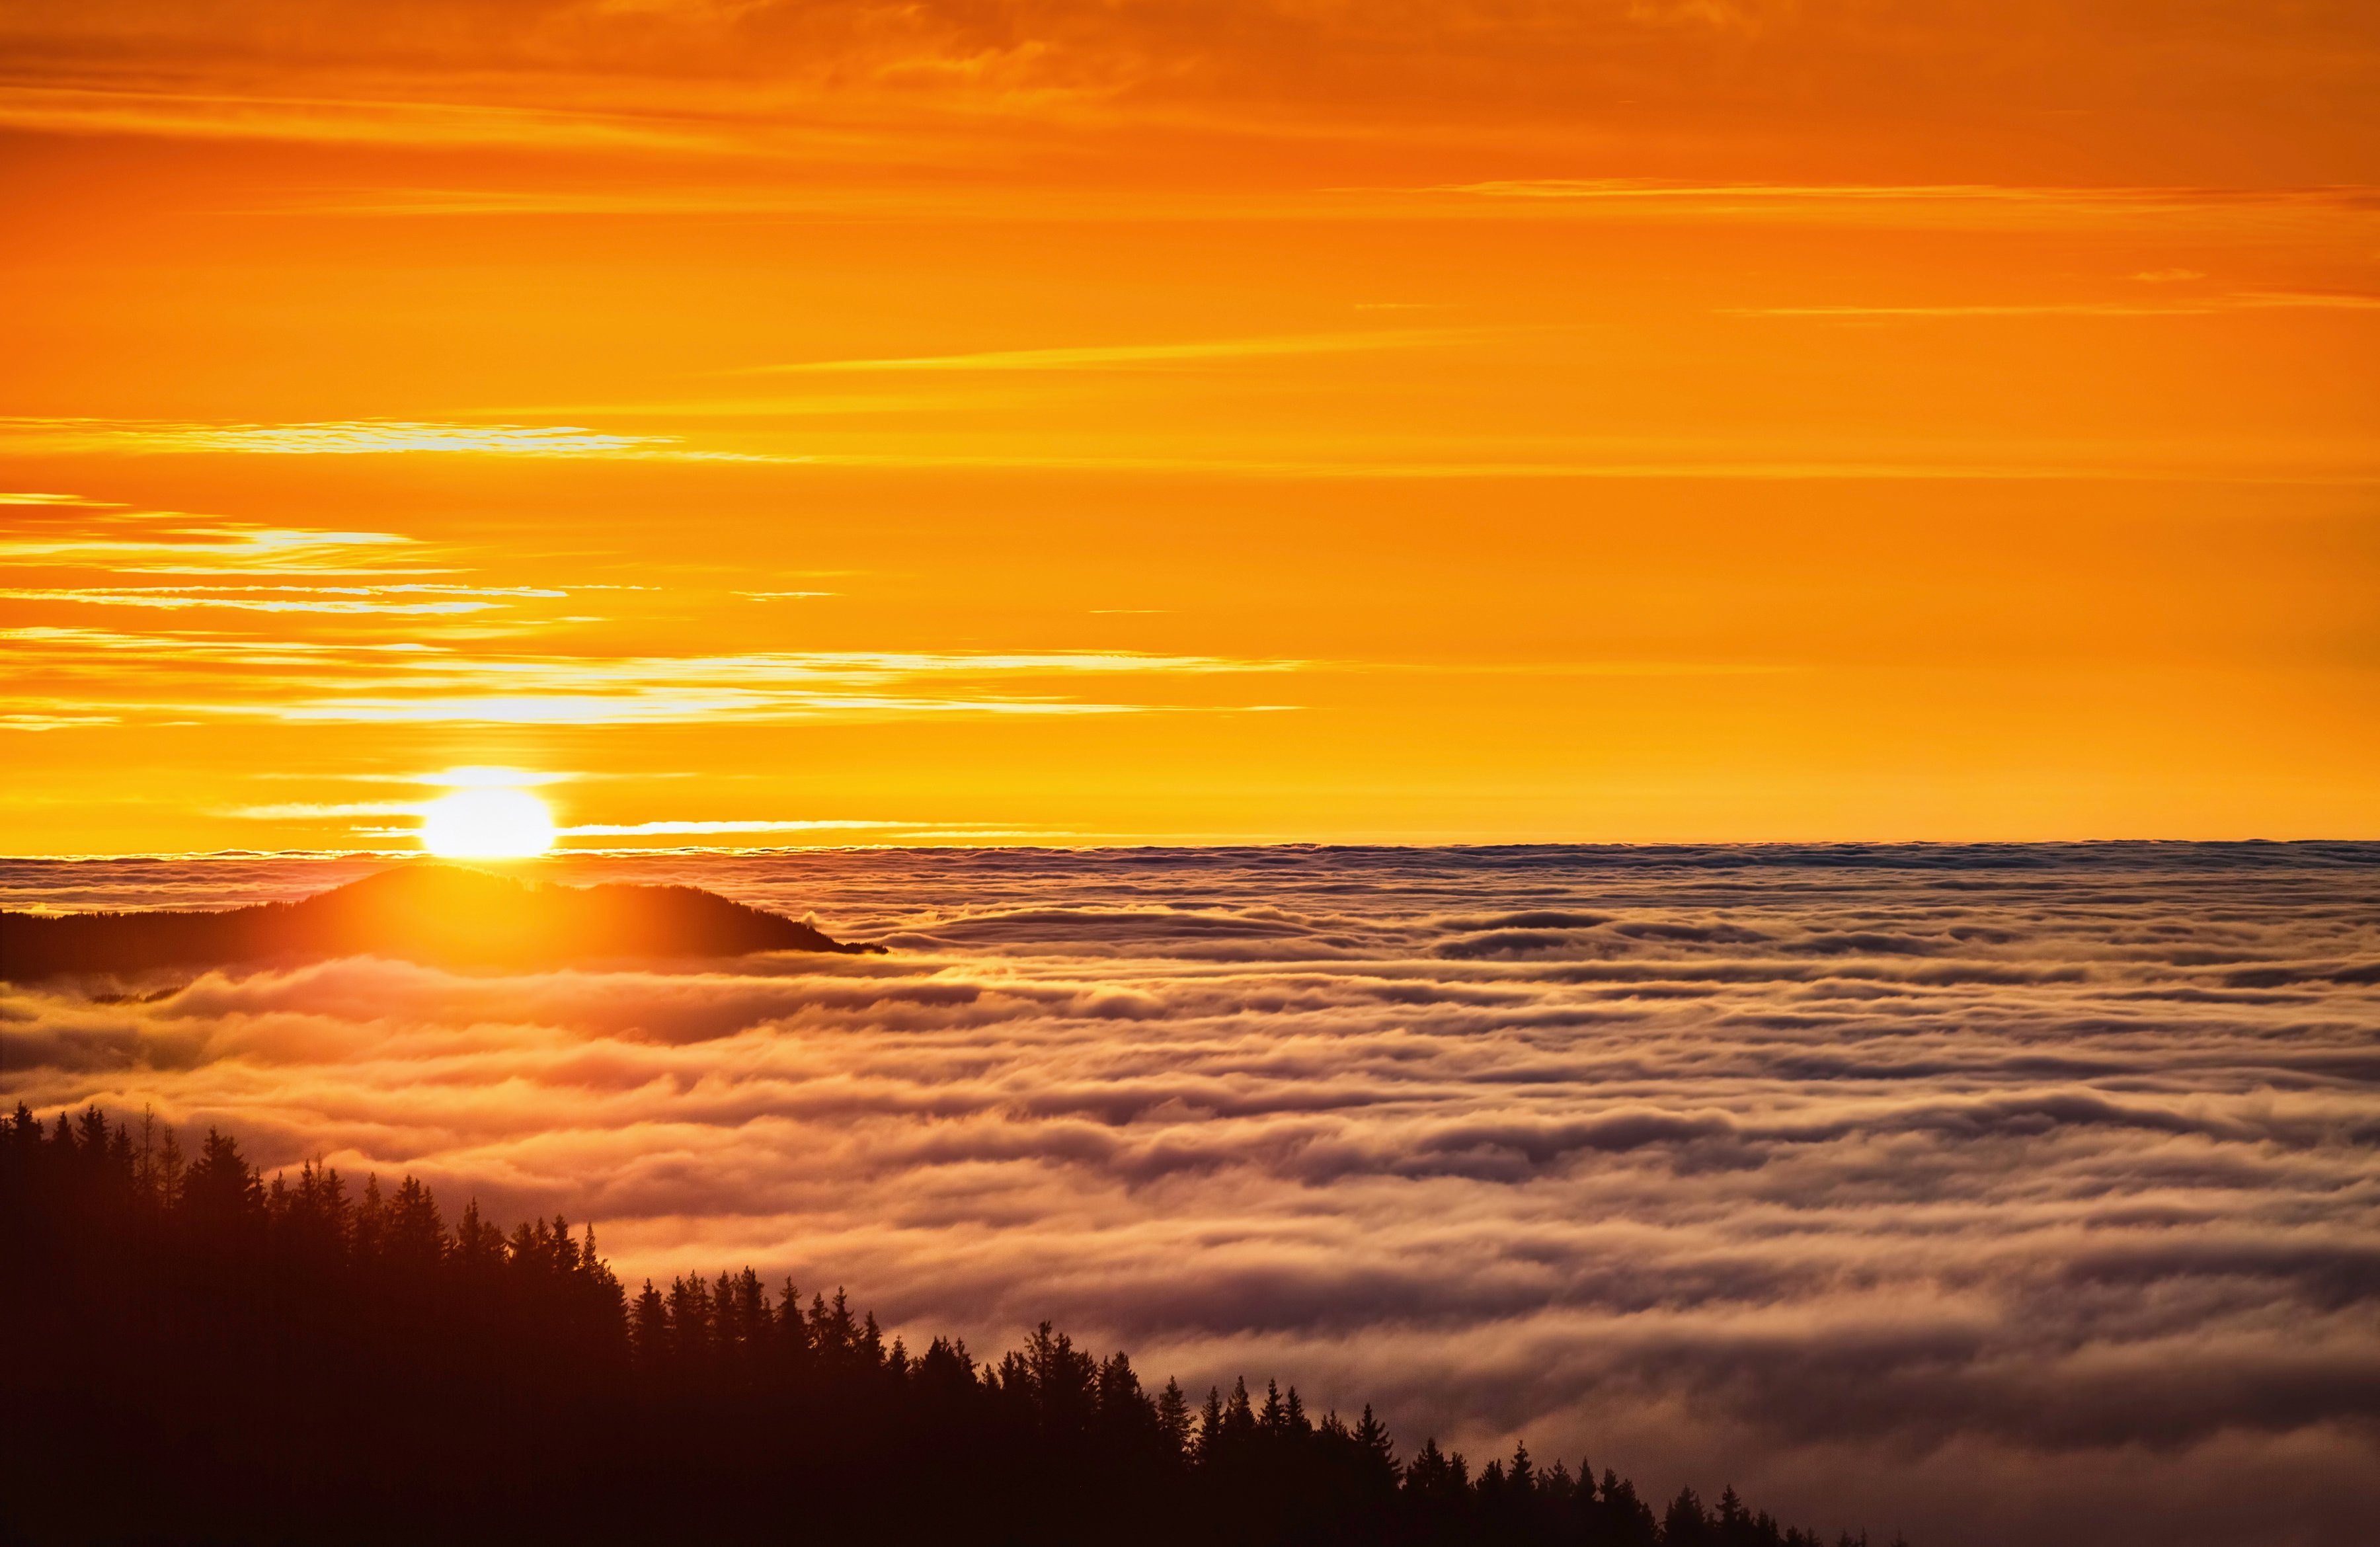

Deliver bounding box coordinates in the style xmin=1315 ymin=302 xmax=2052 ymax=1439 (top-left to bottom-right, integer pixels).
xmin=418 ymin=787 xmax=557 ymax=859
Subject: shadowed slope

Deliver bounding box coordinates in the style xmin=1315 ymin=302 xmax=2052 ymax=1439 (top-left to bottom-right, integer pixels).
xmin=0 ymin=864 xmax=882 ymax=979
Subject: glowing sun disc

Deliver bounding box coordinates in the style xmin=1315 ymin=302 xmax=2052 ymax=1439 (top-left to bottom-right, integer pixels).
xmin=419 ymin=787 xmax=556 ymax=858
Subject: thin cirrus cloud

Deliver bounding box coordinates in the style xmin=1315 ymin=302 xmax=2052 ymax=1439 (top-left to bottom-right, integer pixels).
xmin=1 ymin=624 xmax=441 ymax=662
xmin=779 ymin=450 xmax=2297 ymax=482
xmin=0 ymin=79 xmax=744 ymax=153
xmin=0 ymin=584 xmax=563 ymax=616
xmin=553 ymin=820 xmax=941 ymax=838
xmin=220 ymin=177 xmax=2380 ymax=237
xmin=4 ymin=627 xmax=1309 ymax=730
xmin=1722 ymin=291 xmax=2380 ymax=318
xmin=220 ymin=801 xmax=432 ymax=821
xmin=0 ymin=418 xmax=768 ymax=459
xmin=7 ymin=845 xmax=2375 ymax=1547
xmin=16 ymin=433 xmax=2339 ymax=483
xmin=1423 ymin=179 xmax=2380 ymax=232
xmin=258 ymin=695 xmax=1222 ymax=727
xmin=737 ymin=331 xmax=1468 ymax=376
xmin=0 ymin=711 xmax=121 ymax=731
xmin=550 ymin=820 xmax=1072 ymax=842
xmin=258 ymin=670 xmax=1293 ymax=726
xmin=0 ymin=508 xmax=433 ymax=575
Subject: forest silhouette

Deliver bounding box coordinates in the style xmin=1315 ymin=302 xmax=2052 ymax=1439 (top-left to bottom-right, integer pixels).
xmin=3 ymin=1105 xmax=1899 ymax=1547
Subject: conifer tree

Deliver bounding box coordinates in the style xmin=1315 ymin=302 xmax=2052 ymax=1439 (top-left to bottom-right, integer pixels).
xmin=1353 ymin=1404 xmax=1398 ymax=1491
xmin=0 ymin=1103 xmax=1877 ymax=1547
xmin=1156 ymin=1378 xmax=1193 ymax=1459
xmin=631 ymin=1280 xmax=669 ymax=1368
xmin=1195 ymin=1386 xmax=1226 ymax=1464
xmin=181 ymin=1127 xmax=261 ymax=1226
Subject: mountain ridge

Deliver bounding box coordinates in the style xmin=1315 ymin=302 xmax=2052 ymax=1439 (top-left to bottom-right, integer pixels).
xmin=0 ymin=863 xmax=883 ymax=980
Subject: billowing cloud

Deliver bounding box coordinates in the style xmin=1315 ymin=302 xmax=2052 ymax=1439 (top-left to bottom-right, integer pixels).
xmin=5 ymin=844 xmax=2375 ymax=1546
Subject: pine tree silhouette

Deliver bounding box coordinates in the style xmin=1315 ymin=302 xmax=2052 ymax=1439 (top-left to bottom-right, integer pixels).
xmin=1 ymin=1103 xmax=1884 ymax=1547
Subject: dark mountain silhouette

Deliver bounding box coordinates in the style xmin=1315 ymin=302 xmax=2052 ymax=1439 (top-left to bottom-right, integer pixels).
xmin=0 ymin=863 xmax=882 ymax=980
xmin=3 ymin=1104 xmax=1891 ymax=1547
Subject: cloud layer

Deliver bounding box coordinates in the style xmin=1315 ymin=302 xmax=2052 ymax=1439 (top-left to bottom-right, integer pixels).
xmin=5 ymin=844 xmax=2376 ymax=1545
xmin=5 ymin=0 xmax=2375 ymax=177
xmin=0 ymin=493 xmax=1306 ymax=738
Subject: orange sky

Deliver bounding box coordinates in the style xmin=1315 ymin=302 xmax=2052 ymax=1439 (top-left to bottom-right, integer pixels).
xmin=3 ymin=0 xmax=2376 ymax=852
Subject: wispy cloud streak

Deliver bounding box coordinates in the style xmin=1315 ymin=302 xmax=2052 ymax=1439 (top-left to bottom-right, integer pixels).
xmin=0 ymin=584 xmax=560 ymax=615
xmin=1 ymin=627 xmax=1308 ymax=729
xmin=740 ymin=331 xmax=1463 ymax=374
xmin=0 ymin=512 xmax=430 ymax=574
xmin=1725 ymin=291 xmax=2380 ymax=318
xmin=0 ymin=418 xmax=756 ymax=459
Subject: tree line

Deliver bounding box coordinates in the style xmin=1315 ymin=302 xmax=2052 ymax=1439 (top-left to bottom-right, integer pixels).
xmin=2 ymin=1105 xmax=1899 ymax=1547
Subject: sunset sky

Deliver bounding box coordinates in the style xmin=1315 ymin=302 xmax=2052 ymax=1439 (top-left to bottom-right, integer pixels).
xmin=5 ymin=0 xmax=2377 ymax=853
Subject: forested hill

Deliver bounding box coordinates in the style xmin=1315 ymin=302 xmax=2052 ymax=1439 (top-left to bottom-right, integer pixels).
xmin=0 ymin=863 xmax=882 ymax=979
xmin=0 ymin=1105 xmax=1895 ymax=1547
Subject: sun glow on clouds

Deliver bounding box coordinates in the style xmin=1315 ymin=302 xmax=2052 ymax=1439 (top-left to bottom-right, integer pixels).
xmin=420 ymin=766 xmax=575 ymax=789
xmin=218 ymin=767 xmax=1064 ymax=846
xmin=412 ymin=768 xmax=567 ymax=858
xmin=225 ymin=770 xmax=922 ymax=849
xmin=418 ymin=785 xmax=557 ymax=857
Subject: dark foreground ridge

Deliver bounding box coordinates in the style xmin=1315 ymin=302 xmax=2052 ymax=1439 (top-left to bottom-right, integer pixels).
xmin=3 ymin=1106 xmax=1896 ymax=1547
xmin=0 ymin=863 xmax=883 ymax=979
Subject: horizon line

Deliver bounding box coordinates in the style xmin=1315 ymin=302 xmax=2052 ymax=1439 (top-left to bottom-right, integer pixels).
xmin=3 ymin=836 xmax=2375 ymax=865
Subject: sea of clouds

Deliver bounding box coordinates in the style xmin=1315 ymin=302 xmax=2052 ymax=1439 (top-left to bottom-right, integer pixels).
xmin=6 ymin=844 xmax=2377 ymax=1546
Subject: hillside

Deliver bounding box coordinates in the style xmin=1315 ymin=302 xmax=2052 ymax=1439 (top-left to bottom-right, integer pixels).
xmin=1 ymin=1105 xmax=1867 ymax=1547
xmin=0 ymin=863 xmax=881 ymax=979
